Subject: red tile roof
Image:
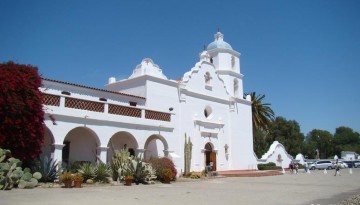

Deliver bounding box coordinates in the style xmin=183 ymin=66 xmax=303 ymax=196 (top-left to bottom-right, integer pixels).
xmin=42 ymin=78 xmax=145 ymax=99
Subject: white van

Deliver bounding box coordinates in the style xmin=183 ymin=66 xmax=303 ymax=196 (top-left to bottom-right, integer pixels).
xmin=309 ymin=160 xmax=335 ymax=170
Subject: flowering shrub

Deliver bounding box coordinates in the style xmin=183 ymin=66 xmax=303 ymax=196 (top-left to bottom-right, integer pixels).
xmin=147 ymin=157 xmax=177 ymax=181
xmin=0 ymin=62 xmax=44 ymax=163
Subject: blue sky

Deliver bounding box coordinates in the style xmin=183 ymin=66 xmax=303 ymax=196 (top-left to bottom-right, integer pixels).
xmin=1 ymin=0 xmax=359 ymax=135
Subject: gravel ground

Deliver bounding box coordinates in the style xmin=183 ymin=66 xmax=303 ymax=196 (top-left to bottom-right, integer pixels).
xmin=336 ymin=194 xmax=360 ymax=205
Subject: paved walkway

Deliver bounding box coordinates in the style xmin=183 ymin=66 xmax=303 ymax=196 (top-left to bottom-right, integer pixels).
xmin=1 ymin=168 xmax=359 ymax=205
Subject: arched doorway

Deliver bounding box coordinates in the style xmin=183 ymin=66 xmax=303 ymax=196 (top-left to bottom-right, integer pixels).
xmin=107 ymin=132 xmax=138 ymax=163
xmin=204 ymin=143 xmax=216 ymax=171
xmin=62 ymin=127 xmax=99 ymax=166
xmin=144 ymin=135 xmax=168 ymax=160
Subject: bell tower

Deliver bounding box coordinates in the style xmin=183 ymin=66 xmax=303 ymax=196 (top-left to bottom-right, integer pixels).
xmin=206 ymin=32 xmax=244 ymax=98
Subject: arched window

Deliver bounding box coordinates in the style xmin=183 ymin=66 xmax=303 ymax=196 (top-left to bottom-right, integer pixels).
xmin=234 ymin=79 xmax=239 ymax=97
xmin=231 ymin=56 xmax=235 ymax=70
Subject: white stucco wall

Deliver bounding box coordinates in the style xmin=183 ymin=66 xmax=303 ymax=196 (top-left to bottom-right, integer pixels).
xmin=260 ymin=141 xmax=294 ymax=168
xmin=41 ymin=32 xmax=258 ymax=175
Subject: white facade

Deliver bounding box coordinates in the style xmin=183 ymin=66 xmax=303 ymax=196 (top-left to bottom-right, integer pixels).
xmin=259 ymin=141 xmax=294 ymax=169
xmin=341 ymin=151 xmax=359 ymax=161
xmin=41 ymin=32 xmax=258 ymax=174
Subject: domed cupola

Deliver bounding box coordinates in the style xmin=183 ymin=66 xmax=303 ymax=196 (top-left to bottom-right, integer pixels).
xmin=129 ymin=58 xmax=168 ymax=80
xmin=207 ymin=32 xmax=233 ymax=51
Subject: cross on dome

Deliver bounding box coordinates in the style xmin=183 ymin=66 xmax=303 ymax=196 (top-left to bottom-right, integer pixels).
xmin=215 ymin=32 xmax=224 ymax=41
xmin=207 ymin=31 xmax=233 ymax=51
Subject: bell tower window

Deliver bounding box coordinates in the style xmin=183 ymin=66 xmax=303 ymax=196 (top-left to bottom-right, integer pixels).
xmin=231 ymin=56 xmax=235 ymax=70
xmin=234 ymin=79 xmax=239 ymax=98
xmin=204 ymin=72 xmax=211 ymax=85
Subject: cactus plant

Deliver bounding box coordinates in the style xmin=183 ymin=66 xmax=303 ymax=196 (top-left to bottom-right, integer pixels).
xmin=33 ymin=172 xmax=42 ymax=180
xmin=131 ymin=157 xmax=147 ymax=185
xmin=0 ymin=147 xmax=39 ymax=190
xmin=111 ymin=149 xmax=131 ymax=181
xmin=184 ymin=134 xmax=193 ymax=176
xmin=21 ymin=172 xmax=33 ymax=181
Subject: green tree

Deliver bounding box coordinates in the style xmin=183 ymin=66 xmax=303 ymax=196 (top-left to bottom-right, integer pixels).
xmin=245 ymin=92 xmax=275 ymax=158
xmin=333 ymin=126 xmax=360 ymax=156
xmin=266 ymin=117 xmax=305 ymax=156
xmin=304 ymin=129 xmax=334 ymax=159
xmin=253 ymin=129 xmax=268 ymax=158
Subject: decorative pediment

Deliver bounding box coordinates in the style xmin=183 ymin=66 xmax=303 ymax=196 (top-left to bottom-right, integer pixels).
xmin=194 ymin=117 xmax=224 ymax=138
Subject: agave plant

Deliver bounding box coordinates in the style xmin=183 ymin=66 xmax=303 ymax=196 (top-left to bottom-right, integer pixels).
xmin=131 ymin=157 xmax=148 ymax=184
xmin=93 ymin=163 xmax=111 ymax=183
xmin=78 ymin=163 xmax=95 ymax=181
xmin=36 ymin=156 xmax=58 ymax=182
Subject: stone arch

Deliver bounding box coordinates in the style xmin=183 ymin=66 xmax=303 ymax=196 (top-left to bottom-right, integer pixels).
xmin=40 ymin=126 xmax=55 ymax=159
xmin=144 ymin=134 xmax=169 ymax=160
xmin=62 ymin=127 xmax=100 ymax=166
xmin=107 ymin=131 xmax=138 ymax=163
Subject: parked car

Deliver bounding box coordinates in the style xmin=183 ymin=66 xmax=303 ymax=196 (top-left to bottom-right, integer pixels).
xmin=309 ymin=160 xmax=335 ymax=170
xmin=354 ymin=160 xmax=360 ymax=168
xmin=343 ymin=161 xmax=357 ymax=168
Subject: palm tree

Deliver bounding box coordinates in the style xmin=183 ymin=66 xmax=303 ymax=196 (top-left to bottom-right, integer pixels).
xmin=245 ymin=92 xmax=275 ymax=157
xmin=245 ymin=92 xmax=275 ymax=131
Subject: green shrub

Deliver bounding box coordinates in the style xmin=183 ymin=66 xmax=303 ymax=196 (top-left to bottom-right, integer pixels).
xmin=258 ymin=163 xmax=282 ymax=170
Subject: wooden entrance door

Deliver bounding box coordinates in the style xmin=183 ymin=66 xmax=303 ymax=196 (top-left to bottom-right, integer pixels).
xmin=210 ymin=152 xmax=216 ymax=171
xmin=204 ymin=143 xmax=216 ymax=171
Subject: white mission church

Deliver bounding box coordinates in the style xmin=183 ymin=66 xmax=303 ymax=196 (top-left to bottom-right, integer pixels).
xmin=40 ymin=32 xmax=259 ymax=174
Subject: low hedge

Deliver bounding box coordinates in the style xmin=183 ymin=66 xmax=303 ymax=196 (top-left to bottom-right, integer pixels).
xmin=258 ymin=162 xmax=282 ymax=170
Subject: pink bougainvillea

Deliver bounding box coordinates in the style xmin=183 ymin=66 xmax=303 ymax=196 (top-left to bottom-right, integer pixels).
xmin=0 ymin=61 xmax=44 ymax=162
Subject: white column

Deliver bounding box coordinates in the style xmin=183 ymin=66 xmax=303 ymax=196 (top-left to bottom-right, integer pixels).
xmin=97 ymin=146 xmax=109 ymax=163
xmin=53 ymin=143 xmax=65 ymax=163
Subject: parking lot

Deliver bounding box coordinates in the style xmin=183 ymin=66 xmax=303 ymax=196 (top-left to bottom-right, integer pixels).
xmin=1 ymin=168 xmax=359 ymax=205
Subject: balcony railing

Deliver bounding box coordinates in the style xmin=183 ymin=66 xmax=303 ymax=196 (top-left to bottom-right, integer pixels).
xmin=145 ymin=110 xmax=171 ymax=121
xmin=109 ymin=104 xmax=141 ymax=118
xmin=65 ymin=98 xmax=104 ymax=113
xmin=42 ymin=93 xmax=170 ymax=122
xmin=43 ymin=94 xmax=60 ymax=106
